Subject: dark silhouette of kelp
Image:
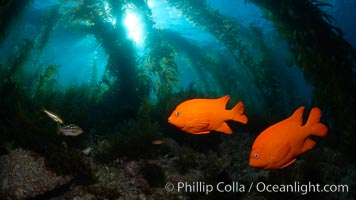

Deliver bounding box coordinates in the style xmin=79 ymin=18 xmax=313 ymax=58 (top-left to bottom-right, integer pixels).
xmin=0 ymin=0 xmax=33 ymax=45
xmin=248 ymin=0 xmax=356 ymax=159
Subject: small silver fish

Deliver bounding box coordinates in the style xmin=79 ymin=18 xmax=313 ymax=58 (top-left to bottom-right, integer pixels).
xmin=57 ymin=124 xmax=83 ymax=136
xmin=43 ymin=109 xmax=64 ymax=124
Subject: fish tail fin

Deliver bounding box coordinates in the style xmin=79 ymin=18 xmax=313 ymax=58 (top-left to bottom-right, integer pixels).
xmin=305 ymin=107 xmax=328 ymax=137
xmin=231 ymin=101 xmax=248 ymax=124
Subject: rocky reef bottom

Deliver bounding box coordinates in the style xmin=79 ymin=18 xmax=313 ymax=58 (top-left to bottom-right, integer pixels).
xmin=0 ymin=133 xmax=355 ymax=200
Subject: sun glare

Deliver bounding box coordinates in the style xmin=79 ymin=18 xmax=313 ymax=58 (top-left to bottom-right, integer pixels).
xmin=123 ymin=11 xmax=144 ymax=46
xmin=147 ymin=0 xmax=154 ymax=9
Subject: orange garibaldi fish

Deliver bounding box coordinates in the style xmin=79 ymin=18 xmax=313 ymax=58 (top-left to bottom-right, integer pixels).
xmin=168 ymin=95 xmax=248 ymax=134
xmin=249 ymin=106 xmax=328 ymax=170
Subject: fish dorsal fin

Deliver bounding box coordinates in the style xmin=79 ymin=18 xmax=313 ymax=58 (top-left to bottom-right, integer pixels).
xmin=288 ymin=106 xmax=305 ymax=125
xmin=217 ymin=95 xmax=230 ymax=107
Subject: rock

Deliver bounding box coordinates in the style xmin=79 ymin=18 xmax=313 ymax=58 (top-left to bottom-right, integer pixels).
xmin=50 ymin=185 xmax=97 ymax=200
xmin=125 ymin=161 xmax=141 ymax=177
xmin=87 ymin=162 xmax=151 ymax=200
xmin=162 ymin=138 xmax=181 ymax=156
xmin=0 ymin=148 xmax=73 ymax=200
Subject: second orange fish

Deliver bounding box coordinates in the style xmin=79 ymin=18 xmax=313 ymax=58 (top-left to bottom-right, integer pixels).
xmin=249 ymin=106 xmax=328 ymax=170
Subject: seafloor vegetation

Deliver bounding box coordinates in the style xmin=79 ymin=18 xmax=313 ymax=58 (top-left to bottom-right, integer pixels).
xmin=0 ymin=0 xmax=355 ymax=199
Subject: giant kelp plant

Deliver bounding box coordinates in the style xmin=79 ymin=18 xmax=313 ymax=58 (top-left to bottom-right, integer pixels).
xmin=164 ymin=0 xmax=300 ymax=121
xmin=62 ymin=0 xmax=147 ymax=122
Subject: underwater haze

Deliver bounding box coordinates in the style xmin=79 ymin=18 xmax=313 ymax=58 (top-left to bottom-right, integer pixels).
xmin=0 ymin=0 xmax=355 ymax=199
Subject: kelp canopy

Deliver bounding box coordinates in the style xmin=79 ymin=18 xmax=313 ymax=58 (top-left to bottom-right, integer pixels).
xmin=0 ymin=0 xmax=355 ymax=158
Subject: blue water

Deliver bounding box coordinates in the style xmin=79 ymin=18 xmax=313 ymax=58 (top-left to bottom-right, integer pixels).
xmin=322 ymin=0 xmax=356 ymax=47
xmin=2 ymin=0 xmax=350 ymax=89
xmin=1 ymin=0 xmax=355 ymax=100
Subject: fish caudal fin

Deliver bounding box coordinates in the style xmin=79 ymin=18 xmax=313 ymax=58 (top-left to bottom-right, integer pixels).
xmin=231 ymin=101 xmax=248 ymax=124
xmin=305 ymin=107 xmax=328 ymax=137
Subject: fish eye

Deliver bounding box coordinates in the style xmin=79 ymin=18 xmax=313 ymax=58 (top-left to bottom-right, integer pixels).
xmin=175 ymin=111 xmax=180 ymax=117
xmin=254 ymin=153 xmax=259 ymax=159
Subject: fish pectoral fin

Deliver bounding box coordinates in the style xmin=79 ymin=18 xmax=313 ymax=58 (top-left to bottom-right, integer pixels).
xmin=267 ymin=142 xmax=292 ymax=169
xmin=189 ymin=119 xmax=210 ymax=128
xmin=215 ymin=122 xmax=233 ymax=134
xmin=281 ymin=158 xmax=296 ymax=169
xmin=300 ymin=138 xmax=316 ymax=153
